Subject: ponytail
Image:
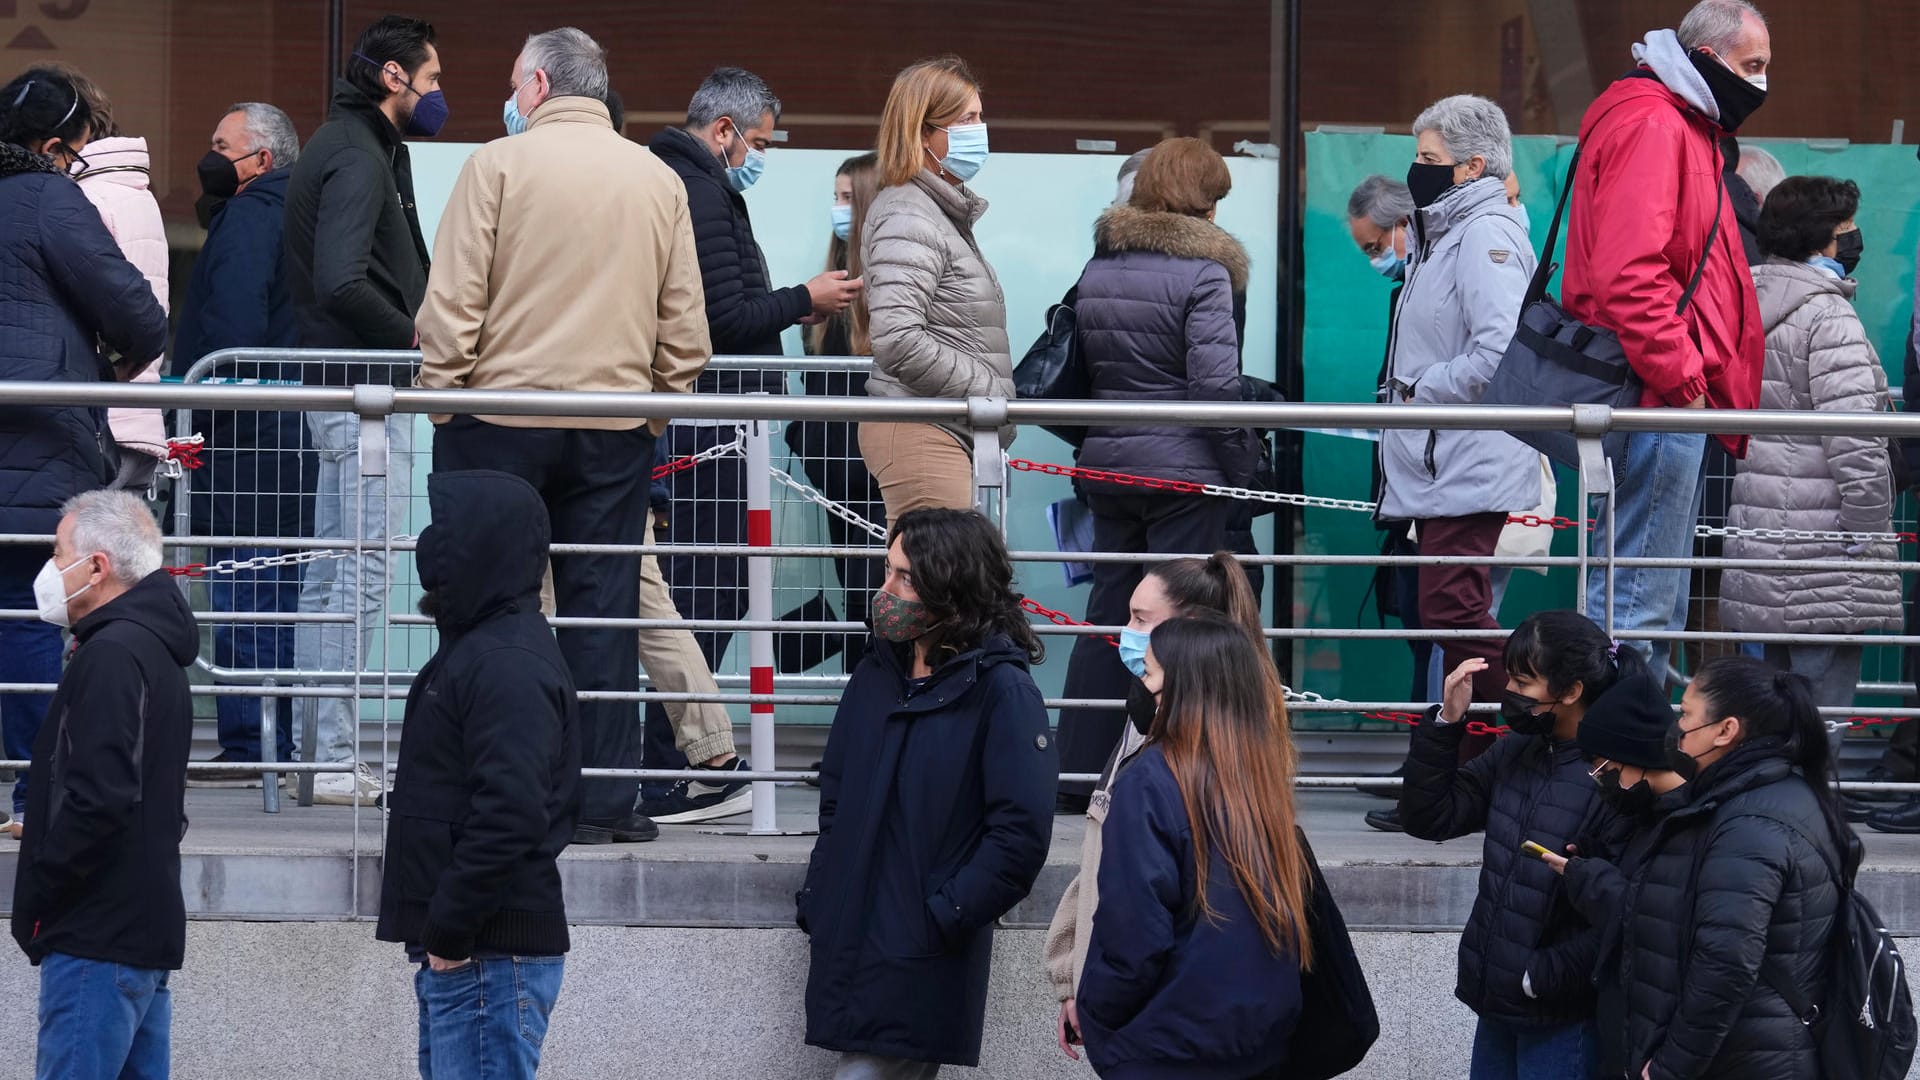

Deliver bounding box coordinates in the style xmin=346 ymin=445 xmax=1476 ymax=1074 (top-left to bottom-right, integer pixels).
xmin=1147 ymin=551 xmax=1265 ymax=653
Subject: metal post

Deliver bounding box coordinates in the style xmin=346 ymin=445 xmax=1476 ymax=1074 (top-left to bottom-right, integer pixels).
xmin=745 ymin=419 xmax=778 ymax=835
xmin=261 ymin=677 xmax=281 ymax=814
xmin=967 ymin=396 xmax=1009 ymax=529
xmin=1572 ymin=405 xmax=1614 ymax=621
xmin=354 ymin=385 xmax=394 ymax=908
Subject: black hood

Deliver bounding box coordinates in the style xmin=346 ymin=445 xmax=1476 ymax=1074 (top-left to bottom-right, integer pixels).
xmin=0 ymin=141 xmax=60 ymax=181
xmin=326 ymin=78 xmax=404 ymax=150
xmin=73 ymin=570 xmax=200 ymax=666
xmin=416 ymin=471 xmax=551 ymax=631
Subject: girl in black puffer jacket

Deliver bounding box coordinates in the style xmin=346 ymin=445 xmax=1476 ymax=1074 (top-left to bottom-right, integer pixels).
xmin=1553 ymin=658 xmax=1854 ymax=1080
xmin=1400 ymin=610 xmax=1643 ymax=1078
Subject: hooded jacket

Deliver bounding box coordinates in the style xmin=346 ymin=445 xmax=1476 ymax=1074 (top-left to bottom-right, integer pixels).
xmin=174 ymin=167 xmax=314 ymax=538
xmin=799 ymin=632 xmax=1056 ymax=1066
xmin=375 ymin=470 xmax=582 ymax=961
xmin=647 ymin=125 xmax=801 ymax=396
xmin=75 ymin=135 xmax=169 ymax=461
xmin=1720 ymin=260 xmax=1900 ymax=635
xmin=283 ymin=80 xmax=429 ymax=386
xmin=1074 ymin=205 xmax=1259 ymax=488
xmin=1563 ymin=742 xmax=1847 ymax=1080
xmin=12 ymin=570 xmax=199 ymax=970
xmin=1378 ymin=175 xmax=1542 ymax=521
xmin=1562 ymin=30 xmax=1764 ymax=455
xmin=0 ymin=142 xmax=169 ymax=537
xmin=1399 ymin=711 xmax=1613 ymax=1027
xmin=862 ymin=170 xmax=1014 ymax=450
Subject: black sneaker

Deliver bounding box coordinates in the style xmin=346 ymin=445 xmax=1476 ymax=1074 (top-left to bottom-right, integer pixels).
xmin=188 ymin=750 xmax=278 ymax=789
xmin=1848 ymin=765 xmax=1910 ymax=803
xmin=637 ymin=758 xmax=753 ymax=825
xmin=1357 ymin=764 xmax=1405 ymax=800
xmin=1364 ymin=808 xmax=1405 ymax=833
xmin=573 ymin=813 xmax=660 ymax=845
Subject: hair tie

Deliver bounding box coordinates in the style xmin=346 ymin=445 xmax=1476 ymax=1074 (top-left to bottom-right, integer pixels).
xmin=1606 ymin=639 xmax=1621 ymax=660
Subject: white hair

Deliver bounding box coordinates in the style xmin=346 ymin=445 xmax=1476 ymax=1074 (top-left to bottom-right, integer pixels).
xmin=520 ymin=27 xmax=608 ymax=101
xmin=1737 ymin=145 xmax=1785 ymax=202
xmin=1347 ymin=174 xmax=1415 ymax=229
xmin=1678 ymin=0 xmax=1766 ymax=55
xmin=61 ymin=489 xmax=162 ymax=584
xmin=1412 ymin=94 xmax=1513 ymax=180
xmin=226 ymin=102 xmax=299 ymax=169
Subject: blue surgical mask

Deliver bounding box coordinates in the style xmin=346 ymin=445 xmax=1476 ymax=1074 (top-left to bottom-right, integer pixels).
xmin=724 ymin=120 xmax=766 ymax=192
xmin=931 ymin=122 xmax=989 ymax=183
xmin=1512 ymin=203 xmax=1531 ymax=236
xmin=1369 ymin=247 xmax=1404 ymax=279
xmin=831 ymin=203 xmax=853 ymax=242
xmin=502 ymin=74 xmax=536 ymax=137
xmin=1117 ymin=627 xmax=1150 ymax=679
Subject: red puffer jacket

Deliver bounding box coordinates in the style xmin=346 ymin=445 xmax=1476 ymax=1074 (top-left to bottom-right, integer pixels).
xmin=1562 ymin=73 xmax=1763 ymax=456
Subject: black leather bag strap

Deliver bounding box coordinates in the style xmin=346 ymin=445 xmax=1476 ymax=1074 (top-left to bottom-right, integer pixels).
xmin=1675 ymin=171 xmax=1726 ymax=317
xmin=1523 ymin=148 xmax=1581 ymax=308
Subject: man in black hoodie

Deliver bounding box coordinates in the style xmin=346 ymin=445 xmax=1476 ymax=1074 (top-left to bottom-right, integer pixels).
xmin=12 ymin=490 xmax=198 ymax=1079
xmin=283 ymin=15 xmax=440 ymax=808
xmin=641 ymin=68 xmax=862 ymax=819
xmin=376 ymin=471 xmax=580 ymax=1078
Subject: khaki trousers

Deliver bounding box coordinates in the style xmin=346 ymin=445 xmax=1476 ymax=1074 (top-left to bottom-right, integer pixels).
xmin=857 ymin=422 xmax=974 ymax=524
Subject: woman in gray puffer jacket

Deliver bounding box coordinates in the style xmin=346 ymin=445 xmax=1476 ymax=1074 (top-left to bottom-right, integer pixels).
xmin=1720 ymin=177 xmax=1899 ymax=715
xmin=859 ymin=56 xmax=1010 ymax=521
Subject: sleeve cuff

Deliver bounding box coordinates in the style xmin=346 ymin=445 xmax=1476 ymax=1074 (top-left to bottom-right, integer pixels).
xmin=419 ymin=920 xmax=474 ymax=962
xmin=1657 ymin=374 xmax=1710 ymax=408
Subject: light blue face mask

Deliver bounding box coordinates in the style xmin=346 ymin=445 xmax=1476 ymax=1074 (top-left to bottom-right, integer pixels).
xmin=831 ymin=203 xmax=852 ymax=242
xmin=1367 ymin=224 xmax=1405 ymax=279
xmin=502 ymin=74 xmax=536 ymax=136
xmin=931 ymin=122 xmax=989 ymax=183
xmin=724 ymin=120 xmax=766 ymax=193
xmin=1117 ymin=627 xmax=1151 ymax=679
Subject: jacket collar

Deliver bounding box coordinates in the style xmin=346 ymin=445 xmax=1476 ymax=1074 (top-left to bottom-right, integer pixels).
xmin=75 ymin=136 xmax=150 ymax=189
xmin=527 ymin=96 xmax=613 ymax=133
xmin=1754 ymin=258 xmax=1857 ymax=333
xmin=866 ymin=633 xmax=1024 ymax=714
xmin=909 ymin=168 xmax=988 ymax=229
xmin=0 ymin=141 xmax=59 ymax=180
xmin=650 ymin=125 xmax=726 ymax=182
xmin=327 ymin=78 xmax=405 ymax=151
xmin=1632 ymin=28 xmax=1718 ymax=123
xmin=1416 ymin=175 xmax=1514 ymax=239
xmin=1093 ymin=205 xmax=1250 ymax=291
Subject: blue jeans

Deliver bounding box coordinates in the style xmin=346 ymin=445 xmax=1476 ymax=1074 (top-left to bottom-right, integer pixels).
xmin=1469 ymin=1016 xmax=1597 ymax=1080
xmin=212 ymin=548 xmax=301 ymax=760
xmin=36 ymin=953 xmax=171 ymax=1080
xmin=1587 ymin=429 xmax=1707 ymax=680
xmin=414 ymin=955 xmax=563 ymax=1080
xmin=293 ymin=411 xmax=413 ymax=764
xmin=0 ymin=545 xmax=59 ymax=816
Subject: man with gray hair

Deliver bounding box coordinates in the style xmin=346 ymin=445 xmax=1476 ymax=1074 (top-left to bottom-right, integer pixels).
xmin=1562 ymin=0 xmax=1768 ymax=681
xmin=418 ymin=27 xmax=713 ymax=843
xmin=12 ymin=490 xmax=198 ymax=1078
xmin=639 ymin=66 xmax=861 ymax=824
xmin=175 ymin=101 xmax=315 ymax=788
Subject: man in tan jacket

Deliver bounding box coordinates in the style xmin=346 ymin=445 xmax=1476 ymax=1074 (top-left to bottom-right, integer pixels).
xmin=417 ymin=26 xmax=710 ymax=844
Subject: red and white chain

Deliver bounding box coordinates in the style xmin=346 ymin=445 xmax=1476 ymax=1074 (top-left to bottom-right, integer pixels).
xmin=168 ymin=547 xmax=357 ymax=578
xmin=651 ymin=426 xmax=746 ymax=481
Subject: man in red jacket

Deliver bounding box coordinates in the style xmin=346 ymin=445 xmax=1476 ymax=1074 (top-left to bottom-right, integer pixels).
xmin=1562 ymin=0 xmax=1769 ymax=678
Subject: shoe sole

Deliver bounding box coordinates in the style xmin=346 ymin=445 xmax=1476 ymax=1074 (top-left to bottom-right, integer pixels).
xmin=188 ymin=776 xmax=286 ymax=789
xmin=310 ymin=791 xmax=380 ymax=806
xmin=648 ymin=788 xmax=753 ymax=825
xmin=572 ymin=823 xmax=659 ymax=843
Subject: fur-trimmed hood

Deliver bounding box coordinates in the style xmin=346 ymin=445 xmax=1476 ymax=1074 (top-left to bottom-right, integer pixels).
xmin=1094 ymin=205 xmax=1249 ymax=291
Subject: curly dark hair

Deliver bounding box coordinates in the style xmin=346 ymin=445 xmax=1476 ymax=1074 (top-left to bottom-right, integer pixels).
xmin=1757 ymin=175 xmax=1859 ymax=262
xmin=889 ymin=508 xmax=1044 ymax=665
xmin=344 ymin=15 xmax=436 ymax=105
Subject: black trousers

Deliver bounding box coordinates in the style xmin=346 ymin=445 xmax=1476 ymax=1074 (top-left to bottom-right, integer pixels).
xmin=784 ymin=410 xmax=887 ymax=669
xmin=432 ymin=417 xmax=654 ymax=823
xmin=1055 ymin=491 xmax=1237 ymax=796
xmin=1885 ymin=569 xmax=1920 ymax=779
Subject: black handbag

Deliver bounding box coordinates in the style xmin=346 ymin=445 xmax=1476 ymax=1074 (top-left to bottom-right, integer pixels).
xmin=1261 ymin=831 xmax=1378 ymax=1080
xmin=1012 ymin=284 xmax=1088 ymax=446
xmin=1479 ymin=148 xmax=1722 ymax=474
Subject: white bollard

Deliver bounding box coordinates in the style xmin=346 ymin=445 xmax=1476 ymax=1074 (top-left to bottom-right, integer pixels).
xmin=745 ymin=420 xmax=778 ymax=835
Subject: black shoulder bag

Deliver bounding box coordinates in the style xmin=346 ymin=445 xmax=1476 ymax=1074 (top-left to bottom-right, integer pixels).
xmin=1012 ymin=284 xmax=1089 ymax=446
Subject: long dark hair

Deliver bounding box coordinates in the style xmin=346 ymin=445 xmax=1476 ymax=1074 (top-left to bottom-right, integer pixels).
xmin=890 ymin=508 xmax=1043 ymax=665
xmin=0 ymin=70 xmax=91 ymax=151
xmin=1692 ymin=656 xmax=1853 ymax=866
xmin=1503 ymin=609 xmax=1648 ymax=704
xmin=1147 ymin=551 xmax=1264 ymax=653
xmin=1147 ymin=617 xmax=1312 ymax=967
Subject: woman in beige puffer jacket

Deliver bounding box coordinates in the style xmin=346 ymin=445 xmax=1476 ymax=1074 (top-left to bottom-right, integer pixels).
xmin=1720 ymin=177 xmax=1899 ymax=718
xmin=859 ymin=56 xmax=1012 ymax=521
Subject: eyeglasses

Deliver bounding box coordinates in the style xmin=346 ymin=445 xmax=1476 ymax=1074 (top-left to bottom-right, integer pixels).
xmin=1587 ymin=758 xmax=1615 ymax=782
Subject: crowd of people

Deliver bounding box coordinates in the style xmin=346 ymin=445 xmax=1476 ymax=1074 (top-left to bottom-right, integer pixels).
xmin=0 ymin=0 xmax=1916 ymax=1077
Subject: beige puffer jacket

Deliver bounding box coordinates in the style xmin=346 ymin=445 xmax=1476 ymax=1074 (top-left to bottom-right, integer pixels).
xmin=861 ymin=169 xmax=1014 ymax=449
xmin=1719 ymin=259 xmax=1901 ymax=634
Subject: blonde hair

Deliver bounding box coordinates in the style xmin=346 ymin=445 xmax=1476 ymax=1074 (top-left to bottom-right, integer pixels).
xmin=812 ymin=152 xmax=880 ymax=356
xmin=875 ymin=56 xmax=979 ymax=189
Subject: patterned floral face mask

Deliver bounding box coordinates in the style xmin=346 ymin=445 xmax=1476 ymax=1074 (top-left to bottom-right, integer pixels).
xmin=871 ymin=588 xmax=935 ymax=643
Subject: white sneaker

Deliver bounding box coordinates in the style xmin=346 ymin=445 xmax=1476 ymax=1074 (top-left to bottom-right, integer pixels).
xmin=311 ymin=764 xmax=387 ymax=806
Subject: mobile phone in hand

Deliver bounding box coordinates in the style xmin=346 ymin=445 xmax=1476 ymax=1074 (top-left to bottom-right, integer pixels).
xmin=1520 ymin=840 xmax=1554 ymax=861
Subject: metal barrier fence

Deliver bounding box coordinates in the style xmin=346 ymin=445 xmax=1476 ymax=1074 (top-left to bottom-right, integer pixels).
xmin=6 ymin=350 xmax=1920 ymax=850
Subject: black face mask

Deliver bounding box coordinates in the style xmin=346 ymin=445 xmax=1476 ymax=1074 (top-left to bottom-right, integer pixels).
xmin=1687 ymin=48 xmax=1767 ymax=132
xmin=1594 ymin=767 xmax=1658 ymax=817
xmin=1499 ymin=690 xmax=1558 ymax=737
xmin=196 ymin=149 xmax=242 ymax=199
xmin=1406 ymin=161 xmax=1458 ymax=209
xmin=1662 ymin=720 xmax=1717 ymax=781
xmin=1126 ymin=677 xmax=1157 ymax=737
xmin=1835 ymin=230 xmax=1864 ymax=276
xmin=194 ymin=192 xmax=227 ymax=230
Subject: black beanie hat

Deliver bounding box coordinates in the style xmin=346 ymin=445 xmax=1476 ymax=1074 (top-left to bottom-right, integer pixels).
xmin=1576 ymin=674 xmax=1675 ymax=769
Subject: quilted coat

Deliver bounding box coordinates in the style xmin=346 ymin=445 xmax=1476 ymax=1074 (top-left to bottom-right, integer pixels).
xmin=862 ymin=170 xmax=1013 ymax=449
xmin=1719 ymin=260 xmax=1901 ymax=635
xmin=0 ymin=141 xmax=168 ymax=535
xmin=75 ymin=135 xmax=169 ymax=461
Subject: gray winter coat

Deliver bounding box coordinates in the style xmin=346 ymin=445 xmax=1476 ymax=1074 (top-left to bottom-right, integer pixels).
xmin=1378 ymin=176 xmax=1541 ymax=521
xmin=1719 ymin=260 xmax=1900 ymax=634
xmin=1075 ymin=206 xmax=1258 ymax=487
xmin=862 ymin=170 xmax=1014 ymax=449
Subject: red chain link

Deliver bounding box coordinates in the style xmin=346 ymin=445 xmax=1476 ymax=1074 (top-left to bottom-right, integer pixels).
xmin=165 ymin=438 xmax=205 ymax=471
xmin=1365 ymin=709 xmax=1511 ymax=737
xmin=651 ymin=454 xmax=703 ymax=481
xmin=165 ymin=564 xmax=206 ymax=578
xmin=1020 ymin=597 xmax=1119 ymax=646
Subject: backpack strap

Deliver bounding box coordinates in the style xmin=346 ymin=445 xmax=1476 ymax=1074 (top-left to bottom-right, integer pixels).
xmin=1676 ymin=170 xmax=1726 ymax=317
xmin=1522 ymin=148 xmax=1580 ymax=308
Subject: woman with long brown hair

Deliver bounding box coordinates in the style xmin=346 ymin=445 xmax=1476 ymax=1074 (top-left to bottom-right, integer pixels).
xmin=1077 ymin=615 xmax=1312 ymax=1078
